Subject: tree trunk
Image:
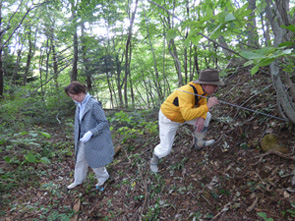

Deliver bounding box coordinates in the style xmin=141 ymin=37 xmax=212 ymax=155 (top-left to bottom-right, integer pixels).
xmin=116 ymin=53 xmax=124 ymax=107
xmin=52 ymin=44 xmax=59 ymax=88
xmin=10 ymin=49 xmax=22 ymax=85
xmin=23 ymin=28 xmax=33 ymax=86
xmin=81 ymin=23 xmax=91 ymax=91
xmin=0 ymin=48 xmax=3 ymax=98
xmin=144 ymin=8 xmax=162 ymax=105
xmin=124 ymin=0 xmax=138 ymax=108
xmin=71 ymin=1 xmax=78 ymax=82
xmin=247 ymin=0 xmax=259 ymax=48
xmin=265 ymin=0 xmax=295 ymax=123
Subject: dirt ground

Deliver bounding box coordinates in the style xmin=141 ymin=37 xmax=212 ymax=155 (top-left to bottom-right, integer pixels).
xmin=1 ymin=68 xmax=295 ymax=220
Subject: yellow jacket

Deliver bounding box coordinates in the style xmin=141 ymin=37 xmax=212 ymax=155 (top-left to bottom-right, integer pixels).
xmin=160 ymin=82 xmax=208 ymax=123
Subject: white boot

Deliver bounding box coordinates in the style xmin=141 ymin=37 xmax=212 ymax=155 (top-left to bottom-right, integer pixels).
xmin=150 ymin=154 xmax=159 ymax=173
xmin=194 ymin=113 xmax=215 ymax=150
xmin=67 ymin=182 xmax=81 ymax=190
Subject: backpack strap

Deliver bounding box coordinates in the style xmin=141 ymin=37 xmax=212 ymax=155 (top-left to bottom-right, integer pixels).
xmin=189 ymin=84 xmax=199 ymax=106
xmin=172 ymin=84 xmax=200 ymax=107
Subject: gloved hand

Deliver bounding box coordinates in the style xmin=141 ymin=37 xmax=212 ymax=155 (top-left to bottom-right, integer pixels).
xmin=80 ymin=131 xmax=93 ymax=142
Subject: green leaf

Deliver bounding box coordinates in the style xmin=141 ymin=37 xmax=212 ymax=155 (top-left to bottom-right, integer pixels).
xmin=19 ymin=132 xmax=29 ymax=136
xmin=282 ymin=24 xmax=295 ymax=33
xmin=40 ymin=132 xmax=51 ymax=138
xmin=251 ymin=65 xmax=260 ymax=75
xmin=191 ymin=35 xmax=202 ymax=46
xmin=258 ymin=58 xmax=275 ymax=67
xmin=243 ymin=60 xmax=254 ymax=67
xmin=277 ymin=49 xmax=293 ymax=56
xmin=225 ymin=13 xmax=236 ymax=23
xmin=40 ymin=157 xmax=51 ymax=164
xmin=30 ymin=133 xmax=38 ymax=137
xmin=4 ymin=156 xmax=11 ymax=163
xmin=209 ymin=23 xmax=223 ymax=37
xmin=279 ymin=41 xmax=295 ymax=47
xmin=184 ymin=38 xmax=191 ymax=48
xmin=240 ymin=51 xmax=266 ymax=59
xmin=166 ymin=29 xmax=177 ymax=41
xmin=25 ymin=152 xmax=37 ymax=163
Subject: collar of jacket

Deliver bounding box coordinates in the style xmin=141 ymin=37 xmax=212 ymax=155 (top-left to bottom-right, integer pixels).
xmin=188 ymin=81 xmax=207 ymax=96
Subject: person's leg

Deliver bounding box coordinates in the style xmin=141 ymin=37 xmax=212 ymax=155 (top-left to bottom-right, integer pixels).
xmin=67 ymin=142 xmax=89 ymax=189
xmin=93 ymin=166 xmax=109 ymax=188
xmin=150 ymin=110 xmax=180 ymax=172
xmin=186 ymin=112 xmax=215 ymax=150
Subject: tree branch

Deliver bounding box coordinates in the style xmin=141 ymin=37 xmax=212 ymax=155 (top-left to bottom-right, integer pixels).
xmin=147 ymin=0 xmax=244 ymax=59
xmin=1 ymin=0 xmax=54 ymax=51
xmin=26 ymin=61 xmax=72 ymax=97
xmin=147 ymin=0 xmax=181 ymax=21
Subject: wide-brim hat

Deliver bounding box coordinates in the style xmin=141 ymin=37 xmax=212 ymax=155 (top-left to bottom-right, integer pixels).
xmin=194 ymin=68 xmax=225 ymax=86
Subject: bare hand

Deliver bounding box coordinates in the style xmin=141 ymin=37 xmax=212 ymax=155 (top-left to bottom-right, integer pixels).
xmin=195 ymin=117 xmax=205 ymax=132
xmin=207 ymin=97 xmax=219 ymax=109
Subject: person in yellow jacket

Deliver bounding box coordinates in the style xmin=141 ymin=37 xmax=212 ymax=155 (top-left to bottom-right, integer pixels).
xmin=150 ymin=68 xmax=224 ymax=173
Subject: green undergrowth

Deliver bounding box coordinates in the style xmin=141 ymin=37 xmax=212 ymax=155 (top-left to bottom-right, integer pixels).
xmin=0 ymin=105 xmax=159 ymax=219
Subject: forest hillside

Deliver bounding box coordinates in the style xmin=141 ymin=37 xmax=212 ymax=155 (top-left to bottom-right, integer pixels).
xmin=1 ymin=0 xmax=295 ymax=220
xmin=1 ymin=66 xmax=295 ymax=220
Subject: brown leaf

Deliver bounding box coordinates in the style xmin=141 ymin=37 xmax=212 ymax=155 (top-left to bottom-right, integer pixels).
xmin=70 ymin=199 xmax=81 ymax=221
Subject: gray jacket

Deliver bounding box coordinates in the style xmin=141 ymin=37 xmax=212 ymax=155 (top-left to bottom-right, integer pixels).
xmin=74 ymin=96 xmax=114 ymax=168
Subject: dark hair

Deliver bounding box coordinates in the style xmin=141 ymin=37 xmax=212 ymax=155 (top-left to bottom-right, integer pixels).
xmin=64 ymin=81 xmax=87 ymax=96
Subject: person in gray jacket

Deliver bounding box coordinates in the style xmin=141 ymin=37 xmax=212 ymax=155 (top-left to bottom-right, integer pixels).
xmin=64 ymin=81 xmax=114 ymax=190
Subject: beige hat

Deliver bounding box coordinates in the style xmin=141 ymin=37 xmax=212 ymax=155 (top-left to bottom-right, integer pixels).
xmin=194 ymin=68 xmax=225 ymax=86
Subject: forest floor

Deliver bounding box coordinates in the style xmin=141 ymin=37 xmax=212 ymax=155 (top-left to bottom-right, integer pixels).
xmin=1 ymin=67 xmax=295 ymax=220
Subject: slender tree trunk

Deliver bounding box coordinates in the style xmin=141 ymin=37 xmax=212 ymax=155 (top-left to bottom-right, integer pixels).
xmin=0 ymin=2 xmax=2 ymax=98
xmin=51 ymin=42 xmax=59 ymax=88
xmin=144 ymin=8 xmax=162 ymax=104
xmin=45 ymin=38 xmax=51 ymax=82
xmin=81 ymin=23 xmax=91 ymax=90
xmin=23 ymin=28 xmax=33 ymax=86
xmin=39 ymin=48 xmax=45 ymax=96
xmin=247 ymin=0 xmax=259 ymax=48
xmin=0 ymin=48 xmax=3 ymax=98
xmin=166 ymin=7 xmax=182 ymax=87
xmin=124 ymin=0 xmax=138 ymax=108
xmin=71 ymin=1 xmax=78 ymax=81
xmin=10 ymin=49 xmax=22 ymax=85
xmin=193 ymin=46 xmax=200 ymax=78
xmin=260 ymin=13 xmax=270 ymax=46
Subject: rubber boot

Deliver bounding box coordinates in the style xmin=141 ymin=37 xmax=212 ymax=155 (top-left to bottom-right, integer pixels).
xmin=194 ymin=112 xmax=215 ymax=151
xmin=150 ymin=154 xmax=159 ymax=173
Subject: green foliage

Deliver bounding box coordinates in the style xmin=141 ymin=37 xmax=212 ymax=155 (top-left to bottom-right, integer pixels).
xmin=242 ymin=24 xmax=295 ymax=75
xmin=257 ymin=212 xmax=274 ymax=221
xmin=241 ymin=46 xmax=293 ymax=75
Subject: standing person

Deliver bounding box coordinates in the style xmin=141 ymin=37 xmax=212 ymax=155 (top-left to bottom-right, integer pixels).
xmin=64 ymin=81 xmax=114 ymax=190
xmin=150 ymin=68 xmax=224 ymax=173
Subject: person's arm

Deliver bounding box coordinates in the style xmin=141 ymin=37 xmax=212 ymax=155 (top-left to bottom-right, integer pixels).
xmin=88 ymin=102 xmax=110 ymax=137
xmin=178 ymin=88 xmax=208 ymax=121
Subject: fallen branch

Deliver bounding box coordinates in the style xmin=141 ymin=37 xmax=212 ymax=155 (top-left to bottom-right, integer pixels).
xmin=246 ymin=197 xmax=259 ymax=212
xmin=212 ymin=202 xmax=231 ymax=220
xmin=256 ymin=150 xmax=295 ymax=161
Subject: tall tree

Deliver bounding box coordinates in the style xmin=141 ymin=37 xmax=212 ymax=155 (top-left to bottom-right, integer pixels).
xmin=264 ymin=0 xmax=295 ymax=123
xmin=124 ymin=0 xmax=138 ymax=108
xmin=0 ymin=0 xmax=52 ymax=97
xmin=70 ymin=0 xmax=78 ymax=82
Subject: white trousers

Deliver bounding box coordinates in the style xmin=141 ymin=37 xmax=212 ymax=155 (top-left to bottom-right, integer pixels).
xmin=74 ymin=142 xmax=109 ymax=186
xmin=153 ymin=110 xmax=211 ymax=158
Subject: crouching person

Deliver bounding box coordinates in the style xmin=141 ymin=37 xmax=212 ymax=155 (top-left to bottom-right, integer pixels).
xmin=150 ymin=69 xmax=224 ymax=173
xmin=65 ymin=81 xmax=114 ymax=190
